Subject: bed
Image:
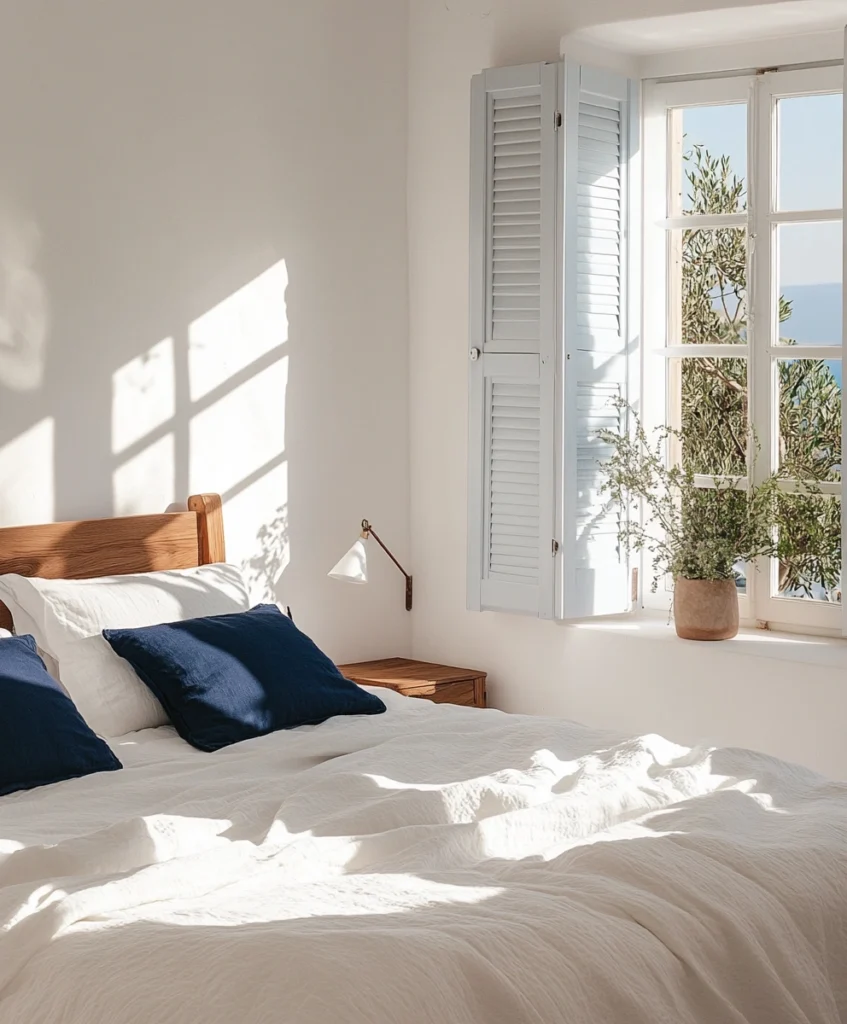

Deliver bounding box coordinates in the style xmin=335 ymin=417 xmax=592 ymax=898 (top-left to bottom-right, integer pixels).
xmin=1 ymin=498 xmax=847 ymax=1024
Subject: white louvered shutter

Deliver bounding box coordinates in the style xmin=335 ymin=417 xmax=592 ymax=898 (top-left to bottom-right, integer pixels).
xmin=560 ymin=63 xmax=636 ymax=619
xmin=468 ymin=63 xmax=559 ymax=616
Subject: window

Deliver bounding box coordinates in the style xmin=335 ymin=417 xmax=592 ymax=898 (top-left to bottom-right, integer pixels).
xmin=467 ymin=56 xmax=845 ymax=635
xmin=644 ymin=68 xmax=843 ymax=632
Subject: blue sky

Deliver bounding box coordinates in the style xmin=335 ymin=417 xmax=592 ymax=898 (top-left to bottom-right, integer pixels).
xmin=684 ymin=97 xmax=842 ymax=353
xmin=684 ymin=97 xmax=842 ymax=286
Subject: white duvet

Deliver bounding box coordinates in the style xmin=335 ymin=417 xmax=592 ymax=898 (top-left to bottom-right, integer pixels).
xmin=1 ymin=689 xmax=847 ymax=1024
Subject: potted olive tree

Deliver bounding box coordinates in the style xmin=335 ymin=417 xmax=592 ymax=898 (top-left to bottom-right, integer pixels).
xmin=597 ymin=406 xmax=800 ymax=640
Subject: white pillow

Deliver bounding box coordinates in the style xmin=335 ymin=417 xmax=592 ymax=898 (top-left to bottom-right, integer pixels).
xmin=0 ymin=628 xmax=10 ymax=639
xmin=0 ymin=564 xmax=251 ymax=737
xmin=1 ymin=603 xmax=62 ymax=678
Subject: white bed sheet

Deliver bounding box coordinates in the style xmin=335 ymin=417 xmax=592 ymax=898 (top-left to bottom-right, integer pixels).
xmin=1 ymin=688 xmax=847 ymax=1024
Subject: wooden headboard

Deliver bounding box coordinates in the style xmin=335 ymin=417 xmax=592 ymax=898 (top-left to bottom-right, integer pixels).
xmin=0 ymin=493 xmax=225 ymax=632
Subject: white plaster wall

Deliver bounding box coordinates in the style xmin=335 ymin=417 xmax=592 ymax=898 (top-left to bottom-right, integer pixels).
xmin=406 ymin=0 xmax=847 ymax=780
xmin=0 ymin=0 xmax=411 ymax=662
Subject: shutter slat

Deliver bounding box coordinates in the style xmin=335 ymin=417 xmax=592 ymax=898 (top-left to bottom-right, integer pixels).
xmin=495 ymin=118 xmax=542 ymax=134
xmin=578 ymin=183 xmax=621 ymax=201
xmin=495 ymin=154 xmax=542 ymax=170
xmin=577 ymin=236 xmax=619 ymax=256
xmin=492 ymin=239 xmax=541 ymax=250
xmin=490 ymin=554 xmax=540 ymax=569
xmin=494 ymin=176 xmax=543 ymax=191
xmin=578 ymin=113 xmax=621 ymax=133
xmin=491 ymin=523 xmax=539 ymax=538
xmin=494 ymin=223 xmax=541 ymax=238
xmin=493 ymin=286 xmax=541 ymax=296
xmin=494 ymin=301 xmax=541 ymax=314
xmin=494 ymin=129 xmax=542 ymax=147
xmin=578 ymin=169 xmax=620 ymax=189
xmin=578 ymin=124 xmax=620 ymax=145
xmin=579 ymin=152 xmax=622 ymax=175
xmin=494 ymin=101 xmax=541 ymax=117
xmin=579 ymin=100 xmax=619 ymax=119
xmin=577 ymin=276 xmax=619 ymax=295
xmin=578 ymin=195 xmax=620 ymax=213
xmin=577 ymin=136 xmax=620 ymax=157
xmin=577 ymin=294 xmax=620 ymax=313
xmin=494 ymin=272 xmax=541 ymax=287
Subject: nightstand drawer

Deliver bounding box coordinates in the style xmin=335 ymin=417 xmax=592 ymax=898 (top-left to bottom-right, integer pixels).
xmin=338 ymin=659 xmax=487 ymax=709
xmin=425 ymin=680 xmax=476 ymax=706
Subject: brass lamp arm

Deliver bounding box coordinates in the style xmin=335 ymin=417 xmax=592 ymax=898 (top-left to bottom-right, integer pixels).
xmin=361 ymin=520 xmax=413 ymax=611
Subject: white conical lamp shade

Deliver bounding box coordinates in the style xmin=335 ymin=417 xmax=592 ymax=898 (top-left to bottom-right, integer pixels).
xmin=328 ymin=537 xmax=368 ymax=584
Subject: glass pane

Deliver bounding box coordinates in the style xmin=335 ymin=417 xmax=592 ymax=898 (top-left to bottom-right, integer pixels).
xmin=778 ymin=358 xmax=841 ymax=481
xmin=777 ymin=222 xmax=842 ymax=346
xmin=777 ymin=93 xmax=843 ymax=212
xmin=673 ymin=227 xmax=747 ymax=344
xmin=677 ymin=104 xmax=747 ymax=215
xmin=675 ymin=357 xmax=748 ymax=475
xmin=775 ymin=494 xmax=842 ymax=603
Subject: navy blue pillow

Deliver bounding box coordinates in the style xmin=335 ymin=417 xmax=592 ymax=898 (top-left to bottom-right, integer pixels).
xmin=103 ymin=604 xmax=386 ymax=752
xmin=0 ymin=634 xmax=122 ymax=797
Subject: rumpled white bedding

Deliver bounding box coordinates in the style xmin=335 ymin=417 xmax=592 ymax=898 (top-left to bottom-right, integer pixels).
xmin=1 ymin=689 xmax=846 ymax=1024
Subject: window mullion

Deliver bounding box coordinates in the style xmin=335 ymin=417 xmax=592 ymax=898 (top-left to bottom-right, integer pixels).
xmin=658 ymin=344 xmax=749 ymax=358
xmin=750 ymin=74 xmax=776 ymax=621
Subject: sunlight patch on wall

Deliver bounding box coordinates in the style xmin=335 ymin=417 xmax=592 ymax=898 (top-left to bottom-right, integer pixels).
xmin=112 ymin=434 xmax=175 ymax=516
xmin=111 ymin=337 xmax=175 ymax=454
xmin=0 ymin=417 xmax=54 ymax=525
xmin=189 ymin=357 xmax=287 ymax=497
xmin=225 ymin=462 xmax=289 ymax=603
xmin=0 ymin=211 xmax=48 ymax=393
xmin=188 ymin=259 xmax=289 ymax=402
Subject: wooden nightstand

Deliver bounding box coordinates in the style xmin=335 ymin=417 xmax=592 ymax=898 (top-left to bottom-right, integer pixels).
xmin=338 ymin=658 xmax=487 ymax=708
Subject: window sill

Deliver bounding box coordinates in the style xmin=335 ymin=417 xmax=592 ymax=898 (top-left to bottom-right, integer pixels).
xmin=569 ymin=611 xmax=847 ymax=670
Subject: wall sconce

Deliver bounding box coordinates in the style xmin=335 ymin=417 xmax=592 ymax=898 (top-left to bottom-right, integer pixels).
xmin=328 ymin=520 xmax=413 ymax=611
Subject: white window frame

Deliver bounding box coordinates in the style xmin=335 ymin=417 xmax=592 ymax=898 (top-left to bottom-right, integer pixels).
xmin=643 ymin=64 xmax=843 ymax=634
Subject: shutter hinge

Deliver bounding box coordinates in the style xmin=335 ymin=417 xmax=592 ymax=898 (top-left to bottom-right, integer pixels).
xmin=554 ymin=111 xmax=562 ymax=131
xmin=552 ymin=539 xmax=560 ymax=556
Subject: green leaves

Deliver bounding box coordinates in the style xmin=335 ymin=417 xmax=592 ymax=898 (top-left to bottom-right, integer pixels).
xmin=597 ymin=401 xmax=782 ymax=588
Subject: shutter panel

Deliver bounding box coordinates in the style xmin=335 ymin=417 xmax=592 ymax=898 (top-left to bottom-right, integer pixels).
xmin=561 ymin=63 xmax=636 ymax=619
xmin=468 ymin=63 xmax=559 ymax=616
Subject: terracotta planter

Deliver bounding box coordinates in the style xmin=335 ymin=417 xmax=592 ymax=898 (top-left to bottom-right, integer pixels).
xmin=673 ymin=577 xmax=739 ymax=641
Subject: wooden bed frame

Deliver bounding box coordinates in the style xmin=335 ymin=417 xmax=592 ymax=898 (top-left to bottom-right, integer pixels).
xmin=0 ymin=493 xmax=225 ymax=632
